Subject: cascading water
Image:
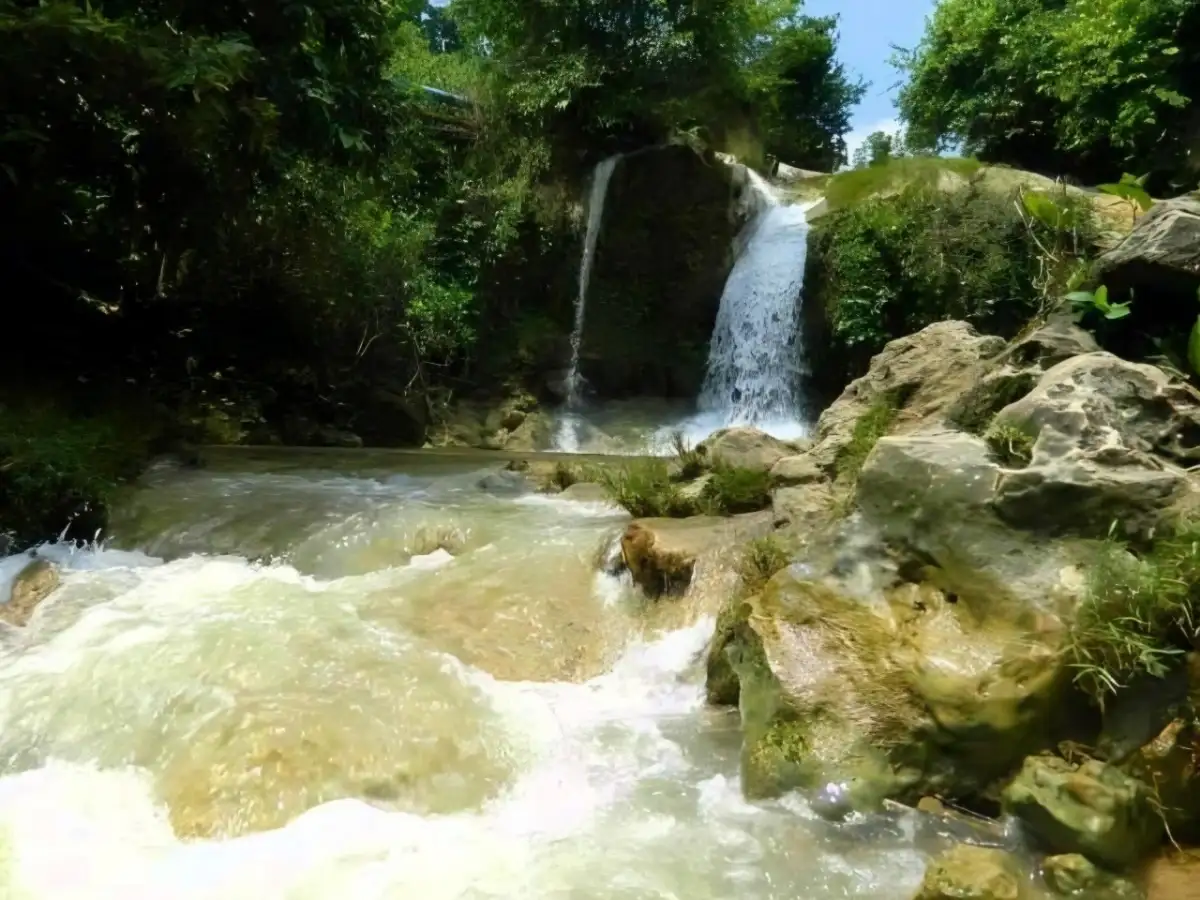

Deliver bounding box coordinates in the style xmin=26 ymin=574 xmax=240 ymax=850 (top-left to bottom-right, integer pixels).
xmin=556 ymin=155 xmax=622 ymax=452
xmin=694 ymin=170 xmax=817 ymax=437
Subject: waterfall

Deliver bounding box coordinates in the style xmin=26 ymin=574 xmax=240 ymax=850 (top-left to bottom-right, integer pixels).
xmin=696 ymin=170 xmax=816 ymax=434
xmin=556 ymin=155 xmax=622 ymax=451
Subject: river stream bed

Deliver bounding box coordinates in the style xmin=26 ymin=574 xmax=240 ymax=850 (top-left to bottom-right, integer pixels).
xmin=0 ymin=449 xmax=1004 ymax=898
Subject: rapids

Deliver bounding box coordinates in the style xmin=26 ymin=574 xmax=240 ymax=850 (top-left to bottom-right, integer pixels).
xmin=0 ymin=449 xmax=994 ymax=898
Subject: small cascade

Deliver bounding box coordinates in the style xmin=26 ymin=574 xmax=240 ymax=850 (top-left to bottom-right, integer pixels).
xmin=557 ymin=155 xmax=622 ymax=451
xmin=696 ymin=170 xmax=817 ymax=435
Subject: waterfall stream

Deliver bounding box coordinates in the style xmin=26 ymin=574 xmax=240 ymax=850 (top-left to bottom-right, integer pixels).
xmin=696 ymin=170 xmax=816 ymax=435
xmin=0 ymin=449 xmax=979 ymax=898
xmin=557 ymin=156 xmax=622 ymax=452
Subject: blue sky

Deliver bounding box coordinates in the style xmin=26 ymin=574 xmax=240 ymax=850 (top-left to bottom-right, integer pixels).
xmin=804 ymin=0 xmax=938 ymax=160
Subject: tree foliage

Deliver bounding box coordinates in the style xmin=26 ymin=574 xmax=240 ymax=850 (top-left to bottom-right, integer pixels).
xmin=896 ymin=0 xmax=1200 ymax=187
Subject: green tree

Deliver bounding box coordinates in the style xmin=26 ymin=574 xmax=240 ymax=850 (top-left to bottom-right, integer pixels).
xmin=851 ymin=130 xmax=904 ymax=169
xmin=896 ymin=0 xmax=1199 ymax=187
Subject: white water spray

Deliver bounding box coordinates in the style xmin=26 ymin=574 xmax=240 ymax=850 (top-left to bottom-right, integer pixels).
xmin=557 ymin=155 xmax=622 ymax=452
xmin=696 ymin=170 xmax=817 ymax=434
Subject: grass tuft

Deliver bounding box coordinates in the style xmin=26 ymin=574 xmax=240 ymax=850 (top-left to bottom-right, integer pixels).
xmin=701 ymin=462 xmax=772 ymax=515
xmin=670 ymin=430 xmax=707 ymax=480
xmin=985 ymin=422 xmax=1036 ymax=467
xmin=1067 ymin=520 xmax=1200 ymax=707
xmin=737 ymin=536 xmax=792 ymax=595
xmin=835 ymin=394 xmax=900 ymax=488
xmin=595 ymin=459 xmax=693 ymax=518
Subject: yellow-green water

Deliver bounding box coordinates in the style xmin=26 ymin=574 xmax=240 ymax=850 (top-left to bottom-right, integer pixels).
xmin=0 ymin=450 xmax=1022 ymax=898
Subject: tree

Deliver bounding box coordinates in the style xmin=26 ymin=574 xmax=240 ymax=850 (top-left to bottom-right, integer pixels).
xmin=896 ymin=0 xmax=1200 ymax=187
xmin=851 ymin=131 xmax=904 ymax=169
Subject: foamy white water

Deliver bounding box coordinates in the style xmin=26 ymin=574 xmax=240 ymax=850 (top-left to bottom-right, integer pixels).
xmin=0 ymin=453 xmax=961 ymax=898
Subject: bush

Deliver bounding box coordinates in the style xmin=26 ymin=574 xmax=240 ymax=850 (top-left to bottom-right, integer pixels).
xmin=595 ymin=459 xmax=693 ymax=518
xmin=0 ymin=404 xmax=151 ymax=549
xmin=701 ymin=463 xmax=773 ymax=515
xmin=737 ymin=536 xmax=792 ymax=594
xmin=1068 ymin=520 xmax=1200 ymax=707
xmin=834 ymin=395 xmax=899 ymax=488
xmin=806 ymin=183 xmax=1046 ymax=387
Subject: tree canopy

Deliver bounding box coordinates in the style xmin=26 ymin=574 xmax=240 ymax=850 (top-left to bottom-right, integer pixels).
xmin=896 ymin=0 xmax=1200 ymax=188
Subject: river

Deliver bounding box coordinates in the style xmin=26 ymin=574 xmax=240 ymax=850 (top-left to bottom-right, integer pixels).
xmin=0 ymin=448 xmax=965 ymax=898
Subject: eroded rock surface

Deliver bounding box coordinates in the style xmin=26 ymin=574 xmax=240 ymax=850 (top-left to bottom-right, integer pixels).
xmin=913 ymin=845 xmax=1026 ymax=900
xmin=1 ymin=558 xmax=60 ymax=627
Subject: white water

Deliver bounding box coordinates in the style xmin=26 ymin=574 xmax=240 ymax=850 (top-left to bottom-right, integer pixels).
xmin=696 ymin=170 xmax=817 ymax=436
xmin=558 ymin=156 xmax=623 ymax=452
xmin=0 ymin=453 xmax=973 ymax=899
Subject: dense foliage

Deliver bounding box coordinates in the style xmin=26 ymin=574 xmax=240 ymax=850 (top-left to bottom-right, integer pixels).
xmin=896 ymin=0 xmax=1200 ymax=189
xmin=807 ymin=184 xmax=1049 ymax=383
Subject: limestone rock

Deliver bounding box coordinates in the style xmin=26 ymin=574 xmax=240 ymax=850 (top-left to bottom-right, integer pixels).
xmin=1094 ymin=196 xmax=1200 ymax=297
xmin=992 ymin=352 xmax=1200 ymax=537
xmin=1042 ymin=854 xmax=1142 ymax=899
xmin=1143 ymin=850 xmax=1200 ymax=900
xmin=1123 ymin=717 xmax=1200 ymax=841
xmin=913 ymin=845 xmax=1026 ymax=900
xmin=857 ymin=428 xmax=1083 ymax=619
xmin=769 ymin=454 xmax=823 ymax=486
xmin=1003 ymin=321 xmax=1100 ymax=370
xmin=698 ymin=427 xmax=797 ymax=474
xmin=620 ymin=517 xmax=729 ymax=596
xmin=558 ymin=482 xmax=610 ymax=504
xmin=728 ymin=569 xmax=1063 ymax=808
xmin=770 ymin=482 xmax=837 ymax=531
xmin=1 ymin=558 xmax=60 ymax=627
xmin=808 ymin=322 xmax=1006 ymax=475
xmin=1002 ymin=756 xmax=1162 ymax=869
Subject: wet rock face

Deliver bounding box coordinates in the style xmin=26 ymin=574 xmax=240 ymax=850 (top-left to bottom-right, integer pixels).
xmin=1001 ymin=756 xmax=1162 ymax=870
xmin=913 ymin=845 xmax=1026 ymax=900
xmin=698 ymin=427 xmax=799 ymax=474
xmin=717 ymin=568 xmax=1063 ymax=809
xmin=1041 ymin=854 xmax=1143 ymax=899
xmin=1 ymin=558 xmax=60 ymax=627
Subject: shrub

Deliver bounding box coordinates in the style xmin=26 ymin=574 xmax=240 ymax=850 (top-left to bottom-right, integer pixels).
xmin=806 ymin=183 xmax=1048 ymax=387
xmin=834 ymin=395 xmax=899 ymax=488
xmin=0 ymin=404 xmax=151 ymax=548
xmin=595 ymin=459 xmax=693 ymax=518
xmin=985 ymin=422 xmax=1036 ymax=467
xmin=701 ymin=463 xmax=772 ymax=515
xmin=737 ymin=536 xmax=792 ymax=594
xmin=1068 ymin=520 xmax=1200 ymax=707
xmin=550 ymin=460 xmax=581 ymax=491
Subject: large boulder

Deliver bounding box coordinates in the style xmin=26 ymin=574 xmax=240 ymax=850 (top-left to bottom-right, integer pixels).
xmin=699 ymin=427 xmax=799 ymax=474
xmin=807 ymin=322 xmax=1006 ymax=475
xmin=857 ymin=429 xmax=1085 ymax=620
xmin=719 ymin=568 xmax=1064 ymax=808
xmin=912 ymin=845 xmax=1027 ymax=900
xmin=1 ymin=558 xmax=60 ymax=627
xmin=1001 ymin=756 xmax=1162 ymax=870
xmin=992 ymin=353 xmax=1200 ymax=537
xmin=1094 ymin=196 xmax=1200 ymax=299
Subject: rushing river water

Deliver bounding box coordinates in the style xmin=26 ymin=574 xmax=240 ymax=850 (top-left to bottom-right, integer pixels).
xmin=0 ymin=448 xmax=1004 ymax=898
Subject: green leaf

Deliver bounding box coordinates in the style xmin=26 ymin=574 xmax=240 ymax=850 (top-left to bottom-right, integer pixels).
xmin=1094 ymin=284 xmax=1109 ymax=308
xmin=1103 ymin=303 xmax=1132 ymax=320
xmin=1189 ymin=315 xmax=1200 ymax=377
xmin=1065 ymin=290 xmax=1096 ymax=306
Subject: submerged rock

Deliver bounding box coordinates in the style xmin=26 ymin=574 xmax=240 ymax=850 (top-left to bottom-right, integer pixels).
xmin=558 ymin=482 xmax=610 ymax=504
xmin=913 ymin=845 xmax=1026 ymax=900
xmin=699 ymin=427 xmax=798 ymax=474
xmin=1001 ymin=756 xmax=1162 ymax=869
xmin=1041 ymin=854 xmax=1143 ymax=899
xmin=1 ymin=558 xmax=60 ymax=627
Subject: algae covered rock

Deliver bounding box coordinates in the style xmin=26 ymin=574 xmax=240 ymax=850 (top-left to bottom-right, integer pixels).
xmin=723 ymin=567 xmax=1063 ymax=809
xmin=1 ymin=558 xmax=60 ymax=627
xmin=1042 ymin=854 xmax=1143 ymax=899
xmin=620 ymin=517 xmax=730 ymax=596
xmin=913 ymin=845 xmax=1026 ymax=900
xmin=698 ymin=427 xmax=797 ymax=474
xmin=1001 ymin=756 xmax=1162 ymax=869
